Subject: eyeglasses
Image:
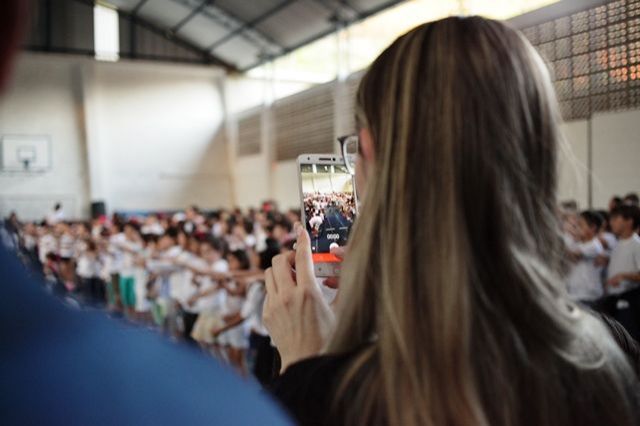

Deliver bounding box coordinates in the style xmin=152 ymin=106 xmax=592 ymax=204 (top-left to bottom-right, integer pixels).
xmin=337 ymin=134 xmax=359 ymax=175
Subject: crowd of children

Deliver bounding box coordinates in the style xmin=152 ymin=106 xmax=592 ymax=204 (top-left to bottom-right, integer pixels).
xmin=2 ymin=192 xmax=639 ymax=382
xmin=3 ymin=203 xmax=297 ymax=385
xmin=562 ymin=193 xmax=640 ymax=340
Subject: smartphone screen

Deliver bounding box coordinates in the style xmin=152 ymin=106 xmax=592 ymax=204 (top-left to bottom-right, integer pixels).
xmin=300 ymin=162 xmax=357 ymax=264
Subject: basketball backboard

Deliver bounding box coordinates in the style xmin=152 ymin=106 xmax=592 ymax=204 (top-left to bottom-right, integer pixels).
xmin=0 ymin=135 xmax=51 ymax=172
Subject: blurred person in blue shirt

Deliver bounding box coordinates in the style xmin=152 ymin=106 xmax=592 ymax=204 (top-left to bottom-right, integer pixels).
xmin=0 ymin=2 xmax=289 ymax=425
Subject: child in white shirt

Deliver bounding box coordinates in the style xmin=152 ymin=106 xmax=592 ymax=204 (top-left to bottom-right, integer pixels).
xmin=215 ymin=249 xmax=250 ymax=374
xmin=566 ymin=211 xmax=605 ymax=305
xmin=607 ymin=206 xmax=640 ymax=293
xmin=76 ymin=239 xmax=104 ymax=306
xmin=146 ymin=232 xmax=182 ymax=332
xmin=605 ymin=205 xmax=640 ymax=340
xmin=113 ymin=223 xmax=143 ymax=319
xmin=174 ymin=237 xmax=210 ymax=344
xmin=189 ymin=238 xmax=229 ymax=352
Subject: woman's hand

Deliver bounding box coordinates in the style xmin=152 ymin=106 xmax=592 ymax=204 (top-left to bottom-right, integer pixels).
xmin=322 ymin=245 xmax=346 ymax=290
xmin=263 ymin=223 xmax=336 ymax=373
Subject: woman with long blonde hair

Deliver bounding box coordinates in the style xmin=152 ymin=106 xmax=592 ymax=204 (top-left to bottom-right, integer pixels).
xmin=263 ymin=16 xmax=639 ymax=426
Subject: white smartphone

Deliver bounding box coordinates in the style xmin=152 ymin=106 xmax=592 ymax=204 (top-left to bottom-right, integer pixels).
xmin=297 ymin=154 xmax=358 ymax=277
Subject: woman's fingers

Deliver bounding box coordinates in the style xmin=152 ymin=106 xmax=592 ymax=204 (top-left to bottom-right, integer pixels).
xmin=323 ymin=277 xmax=339 ymax=289
xmin=293 ymin=223 xmax=316 ymax=287
xmin=330 ymin=245 xmax=346 ymax=260
xmin=264 ymin=267 xmax=277 ymax=295
xmin=263 ymin=267 xmax=274 ymax=324
xmin=324 ymin=244 xmax=347 ymax=290
xmin=272 ymin=252 xmax=296 ymax=290
xmin=284 ymin=250 xmax=296 ymax=267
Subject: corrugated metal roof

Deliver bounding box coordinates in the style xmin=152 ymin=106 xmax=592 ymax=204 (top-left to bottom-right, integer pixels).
xmin=108 ymin=0 xmax=406 ymax=70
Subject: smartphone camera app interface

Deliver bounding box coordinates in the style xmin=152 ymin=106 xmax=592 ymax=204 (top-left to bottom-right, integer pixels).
xmin=301 ymin=163 xmax=356 ymax=263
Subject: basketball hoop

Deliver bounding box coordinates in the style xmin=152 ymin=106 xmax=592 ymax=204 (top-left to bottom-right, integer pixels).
xmin=17 ymin=147 xmax=36 ymax=172
xmin=1 ymin=135 xmax=51 ymax=173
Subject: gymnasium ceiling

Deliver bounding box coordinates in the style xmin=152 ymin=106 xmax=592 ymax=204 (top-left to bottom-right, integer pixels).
xmin=104 ymin=0 xmax=405 ymax=71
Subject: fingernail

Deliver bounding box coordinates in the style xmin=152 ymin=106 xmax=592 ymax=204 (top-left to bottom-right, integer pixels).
xmin=295 ymin=223 xmax=303 ymax=237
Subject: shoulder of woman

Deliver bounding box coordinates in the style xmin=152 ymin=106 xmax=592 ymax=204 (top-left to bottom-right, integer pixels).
xmin=269 ymin=350 xmax=361 ymax=426
xmin=271 ymin=350 xmax=356 ymax=393
xmin=593 ymin=311 xmax=640 ymax=377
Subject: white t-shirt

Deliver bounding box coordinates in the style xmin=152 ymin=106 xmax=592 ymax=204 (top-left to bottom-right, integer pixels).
xmin=197 ymin=259 xmax=229 ymax=313
xmin=177 ymin=255 xmax=206 ymax=312
xmin=146 ymin=246 xmax=183 ymax=299
xmin=212 ymin=222 xmax=224 ymax=238
xmin=110 ymin=234 xmax=142 ymax=276
xmin=58 ymin=234 xmax=75 ymax=258
xmin=607 ymin=233 xmax=640 ymax=295
xmin=172 ymin=212 xmax=186 ymax=222
xmin=601 ymin=232 xmax=618 ymax=254
xmin=253 ymin=225 xmax=268 ymax=253
xmin=76 ymin=254 xmax=100 ymax=279
xmin=225 ymin=236 xmax=246 ymax=252
xmin=109 ymin=233 xmax=127 ymax=273
xmin=38 ymin=234 xmax=57 ymax=263
xmin=183 ymin=221 xmax=195 ymax=234
xmin=165 ymin=245 xmax=183 ymax=259
xmin=121 ymin=240 xmax=142 ymax=277
xmin=99 ymin=253 xmax=114 ymax=280
xmin=566 ymin=238 xmax=604 ymax=302
xmin=309 ymin=215 xmax=323 ymax=230
xmin=133 ymin=247 xmax=153 ymax=312
xmin=170 ymin=251 xmax=196 ymax=304
xmin=141 ymin=222 xmax=164 ymax=236
xmin=23 ymin=234 xmax=37 ymax=251
xmin=91 ymin=225 xmax=102 ymax=239
xmin=222 ymin=278 xmax=244 ymax=316
xmin=562 ymin=232 xmax=577 ymax=249
xmin=240 ymin=282 xmax=268 ymax=336
xmin=45 ymin=209 xmax=64 ymax=226
xmin=244 ymin=234 xmax=257 ymax=249
xmin=147 ymin=246 xmax=182 ymax=275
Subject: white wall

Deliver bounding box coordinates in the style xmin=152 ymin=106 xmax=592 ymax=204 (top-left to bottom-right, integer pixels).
xmin=252 ymin=113 xmax=639 ymax=212
xmin=224 ymin=76 xmax=310 ymax=209
xmin=0 ymin=55 xmax=311 ymax=219
xmin=592 ymin=110 xmax=640 ymax=208
xmin=557 ymin=112 xmax=640 ymax=211
xmin=234 ymin=155 xmax=271 ymax=209
xmin=272 ymin=160 xmax=299 ymax=210
xmin=224 ymin=75 xmax=311 ymax=116
xmin=2 ymin=53 xmax=637 ymax=219
xmin=0 ymin=53 xmax=232 ymax=220
xmin=0 ymin=55 xmax=90 ymax=220
xmin=558 ymin=120 xmax=589 ymax=209
xmin=91 ymin=60 xmax=231 ymax=211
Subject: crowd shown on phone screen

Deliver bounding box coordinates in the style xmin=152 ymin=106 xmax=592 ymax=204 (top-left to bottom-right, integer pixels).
xmin=1 ymin=192 xmax=639 ymax=385
xmin=303 ymin=192 xmax=357 ymax=235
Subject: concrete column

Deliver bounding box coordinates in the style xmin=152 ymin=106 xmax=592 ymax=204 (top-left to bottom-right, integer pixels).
xmin=78 ymin=61 xmax=110 ymax=215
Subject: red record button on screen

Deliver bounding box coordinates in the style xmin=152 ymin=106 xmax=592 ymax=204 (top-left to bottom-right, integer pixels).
xmin=312 ymin=253 xmax=341 ymax=263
